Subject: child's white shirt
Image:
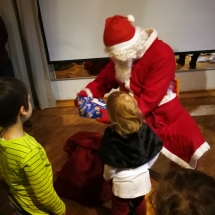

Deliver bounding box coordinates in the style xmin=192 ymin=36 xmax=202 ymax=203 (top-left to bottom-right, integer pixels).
xmin=103 ymin=153 xmax=159 ymax=198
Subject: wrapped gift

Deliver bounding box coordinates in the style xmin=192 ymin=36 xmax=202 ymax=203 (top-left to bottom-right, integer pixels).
xmin=77 ymin=96 xmax=106 ymax=119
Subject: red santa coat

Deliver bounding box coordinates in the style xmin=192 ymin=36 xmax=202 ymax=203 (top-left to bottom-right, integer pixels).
xmin=83 ymin=30 xmax=210 ymax=168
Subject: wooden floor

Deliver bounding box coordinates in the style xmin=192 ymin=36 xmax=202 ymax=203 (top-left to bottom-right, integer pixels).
xmin=1 ymin=96 xmax=215 ymax=215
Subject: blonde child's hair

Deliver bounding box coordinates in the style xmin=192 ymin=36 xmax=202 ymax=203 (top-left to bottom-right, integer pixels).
xmin=106 ymin=91 xmax=142 ymax=136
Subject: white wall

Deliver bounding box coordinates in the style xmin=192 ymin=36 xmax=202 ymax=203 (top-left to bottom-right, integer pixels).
xmin=51 ymin=69 xmax=215 ymax=100
xmin=175 ymin=69 xmax=215 ymax=92
xmin=51 ymin=78 xmax=94 ymax=100
xmin=51 ymin=78 xmax=119 ymax=100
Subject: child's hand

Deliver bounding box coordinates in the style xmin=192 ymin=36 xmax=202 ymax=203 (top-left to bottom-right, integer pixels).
xmin=97 ymin=109 xmax=111 ymax=124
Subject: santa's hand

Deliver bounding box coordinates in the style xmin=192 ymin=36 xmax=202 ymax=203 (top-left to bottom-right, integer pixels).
xmin=97 ymin=109 xmax=111 ymax=124
xmin=74 ymin=90 xmax=88 ymax=107
xmin=77 ymin=90 xmax=88 ymax=97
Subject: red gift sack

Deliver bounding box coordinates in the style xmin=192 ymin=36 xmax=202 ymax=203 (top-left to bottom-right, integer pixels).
xmin=54 ymin=132 xmax=112 ymax=206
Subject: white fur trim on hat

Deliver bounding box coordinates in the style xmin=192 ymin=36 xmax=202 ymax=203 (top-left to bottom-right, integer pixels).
xmin=127 ymin=15 xmax=135 ymax=23
xmin=106 ymin=27 xmax=139 ymax=52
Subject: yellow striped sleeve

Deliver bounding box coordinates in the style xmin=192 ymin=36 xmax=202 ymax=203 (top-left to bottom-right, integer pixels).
xmin=22 ymin=147 xmax=65 ymax=215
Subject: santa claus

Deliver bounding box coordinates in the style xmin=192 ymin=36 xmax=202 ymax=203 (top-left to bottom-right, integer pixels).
xmin=76 ymin=15 xmax=210 ymax=169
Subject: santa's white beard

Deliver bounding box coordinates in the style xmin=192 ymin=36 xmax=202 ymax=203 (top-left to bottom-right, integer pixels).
xmin=110 ymin=28 xmax=149 ymax=83
xmin=114 ymin=59 xmax=133 ymax=83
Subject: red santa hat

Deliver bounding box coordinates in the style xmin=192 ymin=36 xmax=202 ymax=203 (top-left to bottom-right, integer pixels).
xmin=103 ymin=15 xmax=138 ymax=52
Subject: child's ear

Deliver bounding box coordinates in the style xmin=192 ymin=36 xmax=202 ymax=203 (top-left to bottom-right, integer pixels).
xmin=20 ymin=106 xmax=27 ymax=116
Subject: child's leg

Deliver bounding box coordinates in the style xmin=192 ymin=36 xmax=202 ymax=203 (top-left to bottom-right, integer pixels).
xmin=112 ymin=195 xmax=130 ymax=215
xmin=131 ymin=196 xmax=146 ymax=215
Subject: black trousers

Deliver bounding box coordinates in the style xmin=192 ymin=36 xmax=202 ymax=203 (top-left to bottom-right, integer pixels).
xmin=9 ymin=192 xmax=53 ymax=215
xmin=178 ymin=53 xmax=200 ymax=64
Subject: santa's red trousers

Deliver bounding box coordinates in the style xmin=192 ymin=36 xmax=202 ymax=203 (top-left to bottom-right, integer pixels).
xmin=145 ymin=96 xmax=206 ymax=168
xmin=112 ymin=195 xmax=146 ymax=215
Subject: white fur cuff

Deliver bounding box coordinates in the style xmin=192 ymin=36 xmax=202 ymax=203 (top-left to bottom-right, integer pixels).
xmin=83 ymin=88 xmax=93 ymax=97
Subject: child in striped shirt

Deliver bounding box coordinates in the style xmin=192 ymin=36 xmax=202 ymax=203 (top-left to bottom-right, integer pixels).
xmin=0 ymin=77 xmax=66 ymax=215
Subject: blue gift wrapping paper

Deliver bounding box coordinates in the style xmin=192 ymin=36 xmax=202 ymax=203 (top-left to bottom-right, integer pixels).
xmin=77 ymin=96 xmax=106 ymax=119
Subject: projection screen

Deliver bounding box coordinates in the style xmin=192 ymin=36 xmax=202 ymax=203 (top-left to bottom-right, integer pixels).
xmin=38 ymin=0 xmax=215 ymax=62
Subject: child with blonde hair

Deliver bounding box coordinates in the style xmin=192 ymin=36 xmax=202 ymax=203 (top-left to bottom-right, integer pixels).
xmin=0 ymin=77 xmax=66 ymax=215
xmin=98 ymin=91 xmax=163 ymax=215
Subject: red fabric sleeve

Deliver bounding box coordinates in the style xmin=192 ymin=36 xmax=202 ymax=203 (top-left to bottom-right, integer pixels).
xmin=85 ymin=60 xmax=119 ymax=98
xmin=137 ymin=47 xmax=176 ymax=115
xmin=96 ymin=109 xmax=111 ymax=124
